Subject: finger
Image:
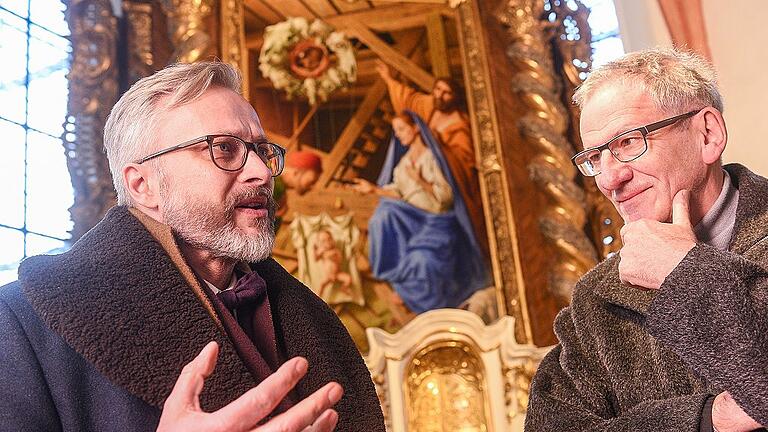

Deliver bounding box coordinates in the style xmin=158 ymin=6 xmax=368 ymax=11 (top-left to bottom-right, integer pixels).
xmin=672 ymin=189 xmax=692 ymax=228
xmin=617 ymin=252 xmax=628 ymax=282
xmin=619 ymin=223 xmax=628 ymax=244
xmin=164 ymin=341 xmax=220 ymax=411
xmin=214 ymin=357 xmax=310 ymax=429
xmin=258 ymin=382 xmax=343 ymax=432
xmin=300 ymin=409 xmax=339 ymax=432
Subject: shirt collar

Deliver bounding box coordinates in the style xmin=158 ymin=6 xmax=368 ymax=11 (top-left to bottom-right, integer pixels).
xmin=203 ymin=262 xmax=253 ymax=294
xmin=693 ymin=169 xmax=739 ymax=251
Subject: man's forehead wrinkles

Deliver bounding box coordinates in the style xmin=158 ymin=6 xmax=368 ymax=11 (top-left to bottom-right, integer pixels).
xmin=581 ymin=100 xmax=655 ymax=146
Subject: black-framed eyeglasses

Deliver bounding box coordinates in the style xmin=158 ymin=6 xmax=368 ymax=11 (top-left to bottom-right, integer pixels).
xmin=571 ymin=108 xmax=703 ymax=177
xmin=134 ymin=134 xmax=286 ymax=176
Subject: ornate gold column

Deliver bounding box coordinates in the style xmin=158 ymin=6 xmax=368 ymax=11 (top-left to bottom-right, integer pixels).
xmin=124 ymin=1 xmax=155 ymax=85
xmin=549 ymin=1 xmax=623 ymax=259
xmin=160 ymin=0 xmax=215 ymax=63
xmin=496 ymin=0 xmax=598 ymax=304
xmin=64 ymin=0 xmax=119 ymax=240
xmin=220 ymin=0 xmax=248 ymax=96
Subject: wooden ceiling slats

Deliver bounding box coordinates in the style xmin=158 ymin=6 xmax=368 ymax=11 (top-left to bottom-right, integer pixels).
xmin=243 ymin=0 xmax=284 ymax=23
xmin=326 ymin=3 xmax=442 ymax=31
xmin=271 ymin=0 xmax=318 ymax=19
xmin=329 ymin=0 xmax=371 ymax=13
xmin=302 ymin=0 xmax=339 ymax=17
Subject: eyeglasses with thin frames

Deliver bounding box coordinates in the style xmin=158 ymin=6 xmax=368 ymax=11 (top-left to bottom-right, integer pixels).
xmin=134 ymin=134 xmax=286 ymax=176
xmin=571 ymin=108 xmax=703 ymax=177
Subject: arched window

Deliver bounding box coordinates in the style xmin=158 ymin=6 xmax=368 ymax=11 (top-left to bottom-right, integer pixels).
xmin=578 ymin=0 xmax=624 ymax=67
xmin=0 ymin=1 xmax=72 ymax=285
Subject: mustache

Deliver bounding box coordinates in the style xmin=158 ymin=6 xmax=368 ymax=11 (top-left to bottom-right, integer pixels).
xmin=226 ymin=186 xmax=277 ymax=218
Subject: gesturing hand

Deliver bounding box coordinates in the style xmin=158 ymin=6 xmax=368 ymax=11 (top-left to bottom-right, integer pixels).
xmin=618 ymin=189 xmax=697 ymax=289
xmin=157 ymin=342 xmax=342 ymax=432
xmin=712 ymin=391 xmax=763 ymax=432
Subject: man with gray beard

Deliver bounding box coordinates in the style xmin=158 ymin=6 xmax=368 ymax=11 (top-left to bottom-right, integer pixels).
xmin=0 ymin=62 xmax=385 ymax=432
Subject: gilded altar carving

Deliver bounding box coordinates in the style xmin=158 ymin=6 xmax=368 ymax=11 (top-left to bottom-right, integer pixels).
xmin=366 ymin=309 xmax=551 ymax=431
xmin=496 ymin=0 xmax=598 ymax=304
xmin=220 ymin=0 xmax=248 ymax=96
xmin=405 ymin=342 xmax=489 ymax=432
xmin=549 ymin=0 xmax=624 ymax=259
xmin=124 ymin=2 xmax=154 ymax=84
xmin=457 ymin=0 xmax=532 ymax=344
xmin=64 ymin=0 xmax=119 ymax=241
xmin=504 ymin=359 xmax=538 ymax=419
xmin=160 ymin=0 xmax=214 ymax=63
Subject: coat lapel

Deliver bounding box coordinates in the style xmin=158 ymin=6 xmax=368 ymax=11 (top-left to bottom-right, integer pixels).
xmin=725 ymin=164 xmax=768 ymax=255
xmin=19 ymin=206 xmax=256 ymax=411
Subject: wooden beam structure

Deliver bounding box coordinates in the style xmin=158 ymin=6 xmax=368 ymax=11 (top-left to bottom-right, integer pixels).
xmin=316 ymin=80 xmax=388 ymax=187
xmin=302 ymin=0 xmax=338 ymax=17
xmin=264 ymin=128 xmax=327 ymax=157
xmin=330 ymin=0 xmax=370 ymax=13
xmin=326 ymin=4 xmax=444 ymax=32
xmin=245 ymin=34 xmax=263 ymax=50
xmin=316 ymin=30 xmax=425 ymax=187
xmin=343 ymin=21 xmax=435 ymax=92
xmin=271 ymin=0 xmax=317 ymax=19
xmin=287 ymin=104 xmax=319 ymax=150
xmin=426 ymin=12 xmax=450 ymax=77
xmin=243 ymin=0 xmax=283 ymax=24
xmin=370 ymin=0 xmax=444 ymax=4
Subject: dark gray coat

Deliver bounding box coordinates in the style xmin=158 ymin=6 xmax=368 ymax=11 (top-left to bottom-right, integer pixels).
xmin=525 ymin=164 xmax=768 ymax=431
xmin=0 ymin=206 xmax=385 ymax=432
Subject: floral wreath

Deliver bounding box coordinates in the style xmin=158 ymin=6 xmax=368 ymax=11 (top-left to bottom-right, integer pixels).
xmin=259 ymin=17 xmax=357 ymax=105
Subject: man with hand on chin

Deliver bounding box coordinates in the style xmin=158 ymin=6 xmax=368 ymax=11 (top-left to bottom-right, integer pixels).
xmin=525 ymin=48 xmax=767 ymax=432
xmin=0 ymin=61 xmax=384 ymax=431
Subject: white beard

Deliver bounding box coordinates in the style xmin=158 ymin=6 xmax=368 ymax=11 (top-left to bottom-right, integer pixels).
xmin=158 ymin=173 xmax=276 ymax=263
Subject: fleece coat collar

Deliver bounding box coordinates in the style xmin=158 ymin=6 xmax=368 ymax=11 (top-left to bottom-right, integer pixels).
xmin=592 ymin=163 xmax=768 ymax=316
xmin=17 ymin=206 xmax=386 ymax=431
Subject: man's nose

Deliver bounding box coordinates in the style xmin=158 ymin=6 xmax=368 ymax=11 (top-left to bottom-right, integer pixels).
xmin=596 ymin=149 xmax=632 ymax=190
xmin=239 ymin=150 xmax=272 ymax=184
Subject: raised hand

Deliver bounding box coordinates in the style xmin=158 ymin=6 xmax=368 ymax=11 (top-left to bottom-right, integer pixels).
xmin=374 ymin=60 xmax=393 ymax=82
xmin=712 ymin=391 xmax=763 ymax=432
xmin=618 ymin=189 xmax=697 ymax=289
xmin=157 ymin=341 xmax=342 ymax=432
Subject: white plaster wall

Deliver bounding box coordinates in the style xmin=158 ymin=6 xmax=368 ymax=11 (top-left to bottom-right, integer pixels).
xmin=702 ymin=0 xmax=768 ymax=177
xmin=611 ymin=0 xmax=768 ymax=176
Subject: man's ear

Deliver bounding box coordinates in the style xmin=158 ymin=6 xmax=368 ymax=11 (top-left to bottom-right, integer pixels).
xmin=698 ymin=107 xmax=727 ymax=164
xmin=123 ymin=163 xmax=161 ymax=211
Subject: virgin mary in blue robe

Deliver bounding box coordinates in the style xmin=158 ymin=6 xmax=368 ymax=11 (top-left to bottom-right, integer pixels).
xmin=368 ymin=111 xmax=489 ymax=313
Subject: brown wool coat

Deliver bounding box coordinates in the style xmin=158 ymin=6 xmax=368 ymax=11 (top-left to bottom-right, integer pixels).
xmin=1 ymin=206 xmax=384 ymax=431
xmin=525 ymin=164 xmax=768 ymax=431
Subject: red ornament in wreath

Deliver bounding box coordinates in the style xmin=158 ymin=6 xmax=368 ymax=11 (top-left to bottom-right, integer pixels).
xmin=289 ymin=40 xmax=331 ymax=79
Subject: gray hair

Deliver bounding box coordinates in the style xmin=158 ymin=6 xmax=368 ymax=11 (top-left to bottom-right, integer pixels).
xmin=104 ymin=61 xmax=242 ymax=206
xmin=573 ymin=48 xmax=724 ymax=115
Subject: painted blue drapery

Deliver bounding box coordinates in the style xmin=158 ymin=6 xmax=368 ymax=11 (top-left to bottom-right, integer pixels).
xmin=368 ymin=111 xmax=488 ymax=313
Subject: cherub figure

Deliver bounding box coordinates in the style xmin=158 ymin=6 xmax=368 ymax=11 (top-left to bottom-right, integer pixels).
xmin=313 ymin=229 xmax=352 ymax=298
